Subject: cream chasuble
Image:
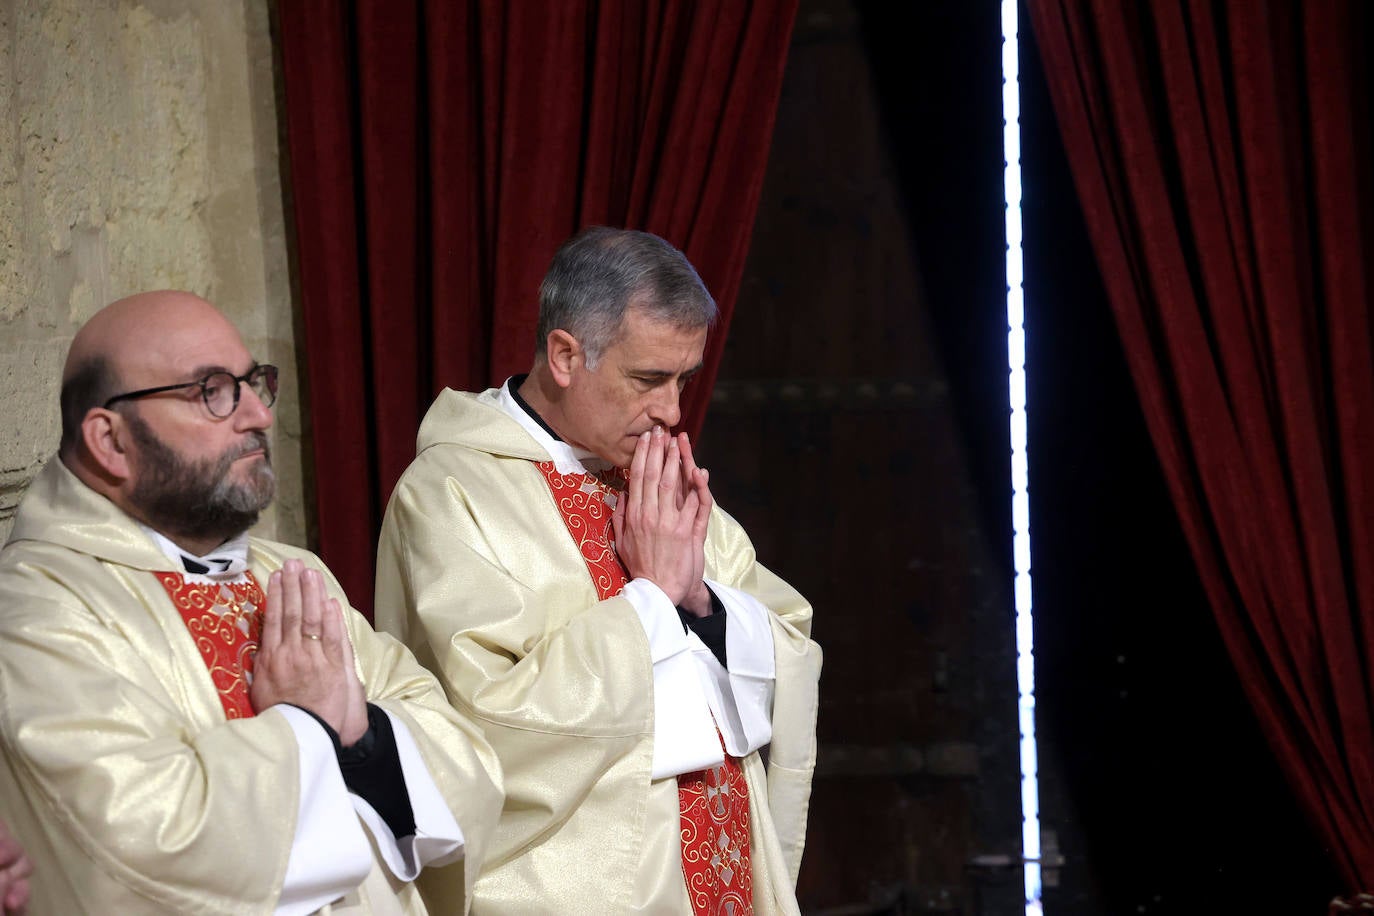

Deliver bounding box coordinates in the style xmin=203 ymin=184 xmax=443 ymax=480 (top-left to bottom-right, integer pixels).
xmin=0 ymin=458 xmax=503 ymax=915
xmin=375 ymin=385 xmax=823 ymax=915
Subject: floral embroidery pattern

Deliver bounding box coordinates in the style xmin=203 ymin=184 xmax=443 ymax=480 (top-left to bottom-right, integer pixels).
xmin=536 ymin=461 xmax=753 ymax=915
xmin=156 ymin=571 xmax=264 ymax=720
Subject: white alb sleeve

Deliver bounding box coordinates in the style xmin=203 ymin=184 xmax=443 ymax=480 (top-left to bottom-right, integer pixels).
xmin=620 ymin=578 xmax=724 ymax=778
xmin=693 ymin=578 xmax=777 ymax=757
xmin=345 ymin=709 xmax=466 ymax=880
xmin=272 ymin=705 xmax=374 ymax=915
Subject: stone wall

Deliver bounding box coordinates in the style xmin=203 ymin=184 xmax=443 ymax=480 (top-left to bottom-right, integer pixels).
xmin=0 ymin=0 xmax=305 ymax=545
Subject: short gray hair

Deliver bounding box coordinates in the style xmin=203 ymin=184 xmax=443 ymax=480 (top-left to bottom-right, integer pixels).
xmin=535 ymin=227 xmax=718 ymax=366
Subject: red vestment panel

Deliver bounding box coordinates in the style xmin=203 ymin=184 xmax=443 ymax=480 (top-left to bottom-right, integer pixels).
xmin=155 ymin=571 xmax=264 ymax=720
xmin=537 ymin=460 xmax=754 ymax=915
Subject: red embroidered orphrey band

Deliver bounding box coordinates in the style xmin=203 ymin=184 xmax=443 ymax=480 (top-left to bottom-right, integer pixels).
xmin=537 ymin=460 xmax=754 ymax=915
xmin=155 ymin=570 xmax=265 ymax=720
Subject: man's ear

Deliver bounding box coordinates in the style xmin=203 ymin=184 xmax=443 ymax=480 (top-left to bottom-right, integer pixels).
xmin=80 ymin=409 xmax=133 ymax=482
xmin=544 ymin=330 xmax=583 ymax=388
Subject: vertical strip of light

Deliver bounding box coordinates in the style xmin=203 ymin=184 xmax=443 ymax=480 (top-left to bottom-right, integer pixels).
xmin=1002 ymin=1 xmax=1042 ymax=913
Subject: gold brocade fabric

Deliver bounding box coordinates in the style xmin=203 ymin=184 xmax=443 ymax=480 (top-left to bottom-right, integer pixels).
xmin=0 ymin=458 xmax=503 ymax=915
xmin=375 ymin=387 xmax=823 ymax=915
xmin=534 ymin=459 xmax=755 ymax=916
xmin=155 ymin=570 xmax=264 ymax=720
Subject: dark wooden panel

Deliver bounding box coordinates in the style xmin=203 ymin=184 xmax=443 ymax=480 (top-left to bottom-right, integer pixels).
xmin=699 ymin=2 xmax=1022 ymax=911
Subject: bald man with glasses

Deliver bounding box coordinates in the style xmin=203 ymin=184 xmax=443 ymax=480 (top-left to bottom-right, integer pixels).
xmin=0 ymin=290 xmax=501 ymax=914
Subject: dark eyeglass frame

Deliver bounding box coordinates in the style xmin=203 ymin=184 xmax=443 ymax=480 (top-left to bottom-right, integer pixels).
xmin=103 ymin=365 xmax=279 ymax=418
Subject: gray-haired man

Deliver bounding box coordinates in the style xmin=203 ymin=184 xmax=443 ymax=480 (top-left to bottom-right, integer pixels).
xmin=376 ymin=227 xmax=822 ymax=914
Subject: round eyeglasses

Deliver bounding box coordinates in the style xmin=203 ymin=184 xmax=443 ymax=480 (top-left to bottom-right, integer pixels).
xmin=103 ymin=365 xmax=279 ymax=418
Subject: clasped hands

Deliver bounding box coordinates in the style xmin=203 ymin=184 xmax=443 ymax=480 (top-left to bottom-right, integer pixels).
xmin=613 ymin=426 xmax=714 ymax=618
xmin=0 ymin=816 xmax=30 ymax=916
xmin=250 ymin=559 xmax=369 ymax=745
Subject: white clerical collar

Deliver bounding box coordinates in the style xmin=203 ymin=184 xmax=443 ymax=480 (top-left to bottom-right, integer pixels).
xmin=141 ymin=525 xmax=251 ymax=583
xmin=498 ymin=377 xmax=611 ymax=476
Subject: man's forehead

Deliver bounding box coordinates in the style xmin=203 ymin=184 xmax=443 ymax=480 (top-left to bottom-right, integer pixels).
xmin=67 ymin=293 xmax=250 ymax=386
xmin=171 ymin=336 xmax=256 ymax=373
xmin=118 ymin=317 xmax=255 ymax=383
xmin=613 ymin=310 xmax=707 ymax=360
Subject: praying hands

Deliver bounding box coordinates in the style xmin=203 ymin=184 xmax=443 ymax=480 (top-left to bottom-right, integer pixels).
xmin=250 ymin=560 xmax=369 ymax=745
xmin=613 ymin=425 xmax=715 ymax=616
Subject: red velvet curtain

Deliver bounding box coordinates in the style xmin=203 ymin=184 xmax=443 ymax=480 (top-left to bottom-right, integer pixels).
xmin=276 ymin=1 xmax=797 ymax=615
xmin=1027 ymin=0 xmax=1374 ymax=890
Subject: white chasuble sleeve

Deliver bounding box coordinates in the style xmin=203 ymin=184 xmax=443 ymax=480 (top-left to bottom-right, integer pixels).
xmin=619 ymin=578 xmax=723 ymax=779
xmin=346 ymin=709 xmax=466 ymax=881
xmin=273 ymin=705 xmax=373 ymax=915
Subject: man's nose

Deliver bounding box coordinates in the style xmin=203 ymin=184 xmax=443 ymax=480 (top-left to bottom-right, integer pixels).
xmin=234 ymin=380 xmax=275 ymax=430
xmin=649 ymin=385 xmax=682 ymax=429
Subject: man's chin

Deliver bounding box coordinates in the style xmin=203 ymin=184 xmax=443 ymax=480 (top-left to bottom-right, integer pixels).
xmin=221 ymin=469 xmax=276 ymax=520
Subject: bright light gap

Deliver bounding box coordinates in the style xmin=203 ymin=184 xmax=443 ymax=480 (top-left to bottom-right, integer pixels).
xmin=1001 ymin=1 xmax=1043 ymax=913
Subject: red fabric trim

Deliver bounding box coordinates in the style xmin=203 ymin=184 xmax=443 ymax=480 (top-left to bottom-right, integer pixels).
xmin=679 ymin=737 xmax=754 ymax=916
xmin=155 ymin=571 xmax=265 ymax=720
xmin=534 ymin=460 xmax=753 ymax=914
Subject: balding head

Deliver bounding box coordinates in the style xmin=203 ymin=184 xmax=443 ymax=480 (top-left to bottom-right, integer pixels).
xmin=60 ymin=291 xmax=240 ymax=455
xmin=58 ymin=291 xmax=277 ymax=554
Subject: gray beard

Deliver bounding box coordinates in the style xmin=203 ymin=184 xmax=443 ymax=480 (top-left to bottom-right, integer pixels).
xmin=125 ymin=412 xmax=276 ymax=548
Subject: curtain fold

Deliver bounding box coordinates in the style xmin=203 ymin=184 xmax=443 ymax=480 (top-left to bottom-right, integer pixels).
xmin=277 ymin=1 xmax=797 ymax=616
xmin=1027 ymin=0 xmax=1374 ymax=889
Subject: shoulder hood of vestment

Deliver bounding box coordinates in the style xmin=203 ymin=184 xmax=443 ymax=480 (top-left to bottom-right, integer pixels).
xmin=4 ymin=457 xmax=289 ymax=573
xmin=4 ymin=458 xmax=175 ymax=571
xmin=415 ymin=387 xmax=548 ymax=462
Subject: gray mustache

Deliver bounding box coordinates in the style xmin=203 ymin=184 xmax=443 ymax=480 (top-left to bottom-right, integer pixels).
xmin=230 ymin=432 xmax=271 ymax=462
